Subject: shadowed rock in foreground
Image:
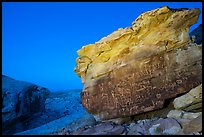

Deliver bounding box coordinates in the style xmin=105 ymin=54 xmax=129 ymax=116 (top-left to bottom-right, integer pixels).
xmin=14 ymin=90 xmax=96 ymax=135
xmin=2 ymin=75 xmax=50 ymax=134
xmin=2 ymin=75 xmax=96 ymax=135
xmin=71 ymin=114 xmax=202 ymax=135
xmin=74 ymin=6 xmax=202 ymax=120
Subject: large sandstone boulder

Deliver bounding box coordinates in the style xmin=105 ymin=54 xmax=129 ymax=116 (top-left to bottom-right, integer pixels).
xmin=74 ymin=6 xmax=202 ymax=120
xmin=2 ymin=75 xmax=50 ymax=134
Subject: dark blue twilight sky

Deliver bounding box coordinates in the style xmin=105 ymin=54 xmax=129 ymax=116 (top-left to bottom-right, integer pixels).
xmin=2 ymin=2 xmax=202 ymax=91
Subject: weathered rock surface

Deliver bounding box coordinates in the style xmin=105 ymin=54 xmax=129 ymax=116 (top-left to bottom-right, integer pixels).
xmin=126 ymin=117 xmax=182 ymax=135
xmin=149 ymin=118 xmax=182 ymax=135
xmin=127 ymin=118 xmax=160 ymax=135
xmin=173 ymin=84 xmax=202 ymax=112
xmin=190 ymin=24 xmax=202 ymax=45
xmin=71 ymin=116 xmax=202 ymax=135
xmin=167 ymin=109 xmax=201 ymax=119
xmin=55 ymin=101 xmax=202 ymax=136
xmin=131 ymin=98 xmax=174 ymax=121
xmin=2 ymin=75 xmax=50 ymax=135
xmin=182 ymin=114 xmax=202 ymax=134
xmin=72 ymin=122 xmax=125 ymax=135
xmin=74 ymin=6 xmax=202 ymax=120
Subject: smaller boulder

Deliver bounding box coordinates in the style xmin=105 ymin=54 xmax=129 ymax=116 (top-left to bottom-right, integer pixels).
xmin=150 ymin=118 xmax=182 ymax=135
xmin=182 ymin=114 xmax=202 ymax=134
xmin=167 ymin=110 xmax=201 ymax=119
xmin=72 ymin=122 xmax=125 ymax=135
xmin=173 ymin=84 xmax=202 ymax=112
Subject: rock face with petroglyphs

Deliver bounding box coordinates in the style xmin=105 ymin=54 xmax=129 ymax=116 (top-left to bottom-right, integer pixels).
xmin=74 ymin=6 xmax=202 ymax=120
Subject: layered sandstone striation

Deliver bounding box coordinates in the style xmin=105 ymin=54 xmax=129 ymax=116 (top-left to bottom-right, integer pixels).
xmin=74 ymin=6 xmax=202 ymax=120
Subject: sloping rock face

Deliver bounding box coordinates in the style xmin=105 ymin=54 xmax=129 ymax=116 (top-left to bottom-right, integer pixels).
xmin=74 ymin=6 xmax=202 ymax=120
xmin=10 ymin=90 xmax=85 ymax=135
xmin=2 ymin=75 xmax=50 ymax=134
xmin=14 ymin=90 xmax=96 ymax=135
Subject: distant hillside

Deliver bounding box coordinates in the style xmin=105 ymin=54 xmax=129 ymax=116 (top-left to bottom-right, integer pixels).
xmin=190 ymin=24 xmax=202 ymax=44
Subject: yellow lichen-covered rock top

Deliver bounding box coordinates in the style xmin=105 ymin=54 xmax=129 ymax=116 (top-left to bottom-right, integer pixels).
xmin=74 ymin=6 xmax=200 ymax=86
